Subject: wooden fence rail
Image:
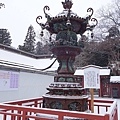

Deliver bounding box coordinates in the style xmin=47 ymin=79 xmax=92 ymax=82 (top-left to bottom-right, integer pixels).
xmin=0 ymin=97 xmax=118 ymax=120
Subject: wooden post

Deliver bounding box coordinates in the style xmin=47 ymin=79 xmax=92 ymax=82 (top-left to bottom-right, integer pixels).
xmin=90 ymin=88 xmax=94 ymax=113
xmin=58 ymin=115 xmax=64 ymax=120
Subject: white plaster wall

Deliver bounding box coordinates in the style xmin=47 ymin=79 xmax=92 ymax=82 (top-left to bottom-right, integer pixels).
xmin=0 ymin=72 xmax=54 ymax=102
xmin=0 ymin=49 xmax=58 ymax=70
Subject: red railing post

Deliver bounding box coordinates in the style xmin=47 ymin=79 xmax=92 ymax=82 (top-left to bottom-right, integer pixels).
xmin=88 ymin=100 xmax=91 ymax=110
xmin=22 ymin=111 xmax=27 ymax=120
xmin=35 ymin=100 xmax=38 ymax=107
xmin=39 ymin=103 xmax=41 ymax=108
xmin=3 ymin=114 xmax=6 ymax=120
xmin=11 ymin=115 xmax=16 ymax=120
xmin=106 ymin=106 xmax=108 ymax=112
xmin=104 ymin=114 xmax=109 ymax=120
xmin=114 ymin=109 xmax=118 ymax=120
xmin=17 ymin=110 xmax=22 ymax=120
xmin=11 ymin=110 xmax=15 ymax=120
xmin=58 ymin=115 xmax=64 ymax=120
xmin=98 ymin=105 xmax=100 ymax=114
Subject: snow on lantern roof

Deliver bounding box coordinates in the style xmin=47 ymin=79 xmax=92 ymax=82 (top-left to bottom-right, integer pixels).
xmin=110 ymin=76 xmax=120 ymax=83
xmin=42 ymin=94 xmax=88 ymax=99
xmin=56 ymin=10 xmax=78 ymax=17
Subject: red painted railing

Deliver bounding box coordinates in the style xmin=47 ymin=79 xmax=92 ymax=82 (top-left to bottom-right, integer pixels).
xmin=0 ymin=97 xmax=118 ymax=120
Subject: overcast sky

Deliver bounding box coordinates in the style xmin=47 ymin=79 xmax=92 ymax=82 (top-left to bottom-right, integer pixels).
xmin=0 ymin=0 xmax=112 ymax=48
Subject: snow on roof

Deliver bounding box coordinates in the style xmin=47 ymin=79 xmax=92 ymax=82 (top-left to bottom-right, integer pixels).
xmin=99 ymin=69 xmax=110 ymax=75
xmin=79 ymin=65 xmax=102 ymax=69
xmin=74 ymin=68 xmax=110 ymax=76
xmin=110 ymin=76 xmax=120 ymax=83
xmin=0 ymin=49 xmax=59 ymax=71
xmin=74 ymin=69 xmax=84 ymax=75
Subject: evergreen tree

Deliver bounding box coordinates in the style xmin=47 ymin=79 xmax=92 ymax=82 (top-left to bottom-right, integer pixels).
xmin=0 ymin=3 xmax=5 ymax=9
xmin=107 ymin=27 xmax=120 ymax=38
xmin=18 ymin=25 xmax=36 ymax=53
xmin=35 ymin=41 xmax=43 ymax=55
xmin=75 ymin=40 xmax=109 ymax=67
xmin=35 ymin=41 xmax=52 ymax=55
xmin=42 ymin=41 xmax=51 ymax=55
xmin=0 ymin=29 xmax=12 ymax=46
xmin=87 ymin=51 xmax=109 ymax=67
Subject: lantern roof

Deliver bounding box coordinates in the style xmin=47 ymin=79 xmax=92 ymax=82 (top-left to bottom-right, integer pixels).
xmin=36 ymin=0 xmax=98 ymax=35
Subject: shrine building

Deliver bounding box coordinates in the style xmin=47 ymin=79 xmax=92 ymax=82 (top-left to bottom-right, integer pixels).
xmin=75 ymin=65 xmax=120 ymax=98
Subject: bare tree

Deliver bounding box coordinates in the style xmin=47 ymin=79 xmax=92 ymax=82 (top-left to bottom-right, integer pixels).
xmin=94 ymin=0 xmax=120 ymax=40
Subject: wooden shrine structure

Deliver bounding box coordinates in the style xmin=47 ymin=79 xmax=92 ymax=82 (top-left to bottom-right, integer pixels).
xmin=75 ymin=65 xmax=120 ymax=98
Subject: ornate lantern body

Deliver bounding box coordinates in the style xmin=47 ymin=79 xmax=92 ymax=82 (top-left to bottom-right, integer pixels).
xmin=36 ymin=0 xmax=97 ymax=111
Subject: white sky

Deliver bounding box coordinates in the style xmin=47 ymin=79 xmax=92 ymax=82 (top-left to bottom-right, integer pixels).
xmin=0 ymin=0 xmax=112 ymax=48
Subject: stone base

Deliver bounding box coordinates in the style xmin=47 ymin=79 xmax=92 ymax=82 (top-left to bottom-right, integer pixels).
xmin=43 ymin=95 xmax=88 ymax=112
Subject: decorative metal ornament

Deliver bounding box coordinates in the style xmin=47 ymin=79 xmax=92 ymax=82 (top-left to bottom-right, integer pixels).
xmin=87 ymin=7 xmax=94 ymax=18
xmin=36 ymin=0 xmax=98 ymax=42
xmin=62 ymin=0 xmax=73 ymax=10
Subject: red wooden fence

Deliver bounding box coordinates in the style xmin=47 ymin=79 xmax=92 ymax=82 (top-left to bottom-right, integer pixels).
xmin=0 ymin=97 xmax=118 ymax=120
